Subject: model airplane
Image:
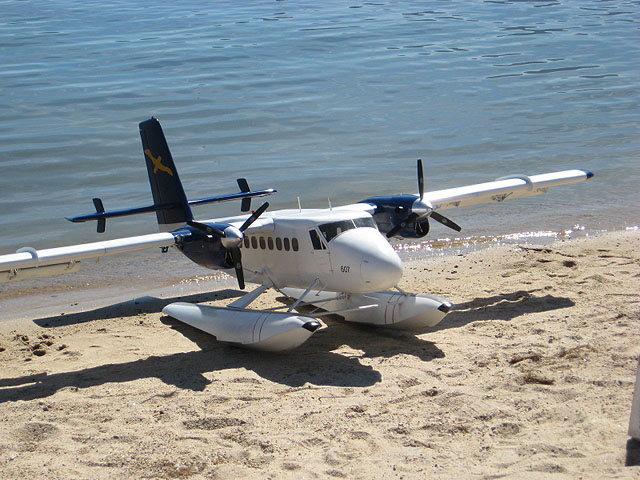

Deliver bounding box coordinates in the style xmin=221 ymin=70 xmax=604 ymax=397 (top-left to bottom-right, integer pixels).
xmin=0 ymin=118 xmax=594 ymax=351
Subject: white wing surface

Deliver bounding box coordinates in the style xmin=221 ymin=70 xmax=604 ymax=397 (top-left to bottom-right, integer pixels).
xmin=424 ymin=169 xmax=592 ymax=210
xmin=0 ymin=232 xmax=176 ymax=282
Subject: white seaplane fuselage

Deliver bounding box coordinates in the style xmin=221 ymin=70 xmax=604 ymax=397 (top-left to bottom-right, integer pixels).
xmin=209 ymin=204 xmax=403 ymax=294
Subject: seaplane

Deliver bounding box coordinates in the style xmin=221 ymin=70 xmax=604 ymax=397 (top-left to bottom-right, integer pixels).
xmin=0 ymin=118 xmax=594 ymax=351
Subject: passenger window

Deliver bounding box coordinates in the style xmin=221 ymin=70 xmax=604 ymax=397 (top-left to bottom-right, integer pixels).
xmin=259 ymin=237 xmax=266 ymax=249
xmin=267 ymin=237 xmax=274 ymax=250
xmin=292 ymin=237 xmax=299 ymax=252
xmin=251 ymin=237 xmax=258 ymax=249
xmin=244 ymin=237 xmax=249 ymax=248
xmin=284 ymin=237 xmax=290 ymax=251
xmin=276 ymin=237 xmax=282 ymax=251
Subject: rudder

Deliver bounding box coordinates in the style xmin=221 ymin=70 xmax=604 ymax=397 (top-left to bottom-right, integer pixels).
xmin=139 ymin=118 xmax=193 ymax=229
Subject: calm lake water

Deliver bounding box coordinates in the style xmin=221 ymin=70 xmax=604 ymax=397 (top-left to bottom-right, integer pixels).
xmin=0 ymin=1 xmax=638 ymax=296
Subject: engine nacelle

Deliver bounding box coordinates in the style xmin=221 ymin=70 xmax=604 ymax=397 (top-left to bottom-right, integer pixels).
xmin=162 ymin=302 xmax=320 ymax=351
xmin=359 ymin=194 xmax=428 ymax=239
xmin=179 ymin=226 xmax=230 ymax=270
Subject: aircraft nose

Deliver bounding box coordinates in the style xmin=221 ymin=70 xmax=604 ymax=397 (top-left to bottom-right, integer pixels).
xmin=360 ymin=244 xmax=403 ymax=291
xmin=330 ymin=228 xmax=403 ymax=292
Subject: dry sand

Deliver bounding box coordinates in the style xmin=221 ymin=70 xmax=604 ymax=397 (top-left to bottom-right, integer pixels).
xmin=0 ymin=230 xmax=639 ymax=479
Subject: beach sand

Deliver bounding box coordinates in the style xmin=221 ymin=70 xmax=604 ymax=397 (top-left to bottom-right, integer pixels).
xmin=0 ymin=230 xmax=638 ymax=479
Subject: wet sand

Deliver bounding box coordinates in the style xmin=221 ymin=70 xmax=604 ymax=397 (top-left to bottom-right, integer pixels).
xmin=0 ymin=230 xmax=638 ymax=479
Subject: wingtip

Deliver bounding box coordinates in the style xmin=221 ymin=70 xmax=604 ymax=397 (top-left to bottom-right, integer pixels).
xmin=583 ymin=169 xmax=594 ymax=179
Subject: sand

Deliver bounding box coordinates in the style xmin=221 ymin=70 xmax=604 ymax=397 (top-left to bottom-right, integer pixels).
xmin=0 ymin=230 xmax=639 ymax=479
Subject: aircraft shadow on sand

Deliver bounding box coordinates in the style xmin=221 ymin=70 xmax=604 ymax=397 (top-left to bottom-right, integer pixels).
xmin=274 ymin=296 xmax=445 ymax=362
xmin=1 ymin=293 xmax=452 ymax=403
xmin=0 ymin=339 xmax=383 ymax=404
xmin=0 ymin=290 xmax=574 ymax=402
xmin=428 ymin=290 xmax=575 ymax=332
xmin=0 ymin=288 xmax=576 ymax=404
xmin=32 ymin=289 xmax=247 ymax=328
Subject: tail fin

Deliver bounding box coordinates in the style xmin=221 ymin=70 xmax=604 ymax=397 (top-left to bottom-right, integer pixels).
xmin=139 ymin=118 xmax=193 ymax=229
xmin=67 ymin=118 xmax=276 ymax=233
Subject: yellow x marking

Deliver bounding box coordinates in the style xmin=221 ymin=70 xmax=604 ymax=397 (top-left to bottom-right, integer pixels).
xmin=145 ymin=149 xmax=174 ymax=176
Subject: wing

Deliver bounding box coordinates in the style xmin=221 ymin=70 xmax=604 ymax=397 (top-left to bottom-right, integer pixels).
xmin=361 ymin=168 xmax=593 ymax=238
xmin=424 ymin=170 xmax=593 ymax=210
xmin=0 ymin=232 xmax=178 ymax=282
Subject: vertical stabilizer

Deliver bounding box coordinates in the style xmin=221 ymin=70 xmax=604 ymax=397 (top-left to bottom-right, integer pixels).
xmin=139 ymin=118 xmax=193 ymax=229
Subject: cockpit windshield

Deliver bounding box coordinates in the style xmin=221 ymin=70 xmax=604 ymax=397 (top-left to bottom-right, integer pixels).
xmin=317 ymin=216 xmax=376 ymax=243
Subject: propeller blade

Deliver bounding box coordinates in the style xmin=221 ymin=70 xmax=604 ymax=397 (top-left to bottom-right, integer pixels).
xmin=417 ymin=159 xmax=424 ymax=200
xmin=240 ymin=202 xmax=269 ymax=232
xmin=229 ymin=247 xmax=245 ymax=290
xmin=415 ymin=219 xmax=430 ymax=236
xmin=386 ymin=212 xmax=419 ymax=238
xmin=430 ymin=211 xmax=462 ymax=232
xmin=187 ymin=220 xmax=225 ymax=237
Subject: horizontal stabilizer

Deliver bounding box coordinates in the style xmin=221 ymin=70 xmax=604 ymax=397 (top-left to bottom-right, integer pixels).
xmin=67 ymin=188 xmax=276 ymax=232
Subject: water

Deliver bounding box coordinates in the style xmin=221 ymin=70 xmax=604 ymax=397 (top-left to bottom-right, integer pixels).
xmin=0 ymin=1 xmax=638 ymax=298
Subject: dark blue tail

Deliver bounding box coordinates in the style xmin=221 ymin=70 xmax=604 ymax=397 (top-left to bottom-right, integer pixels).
xmin=68 ymin=118 xmax=276 ymax=233
xmin=139 ymin=118 xmax=193 ymax=229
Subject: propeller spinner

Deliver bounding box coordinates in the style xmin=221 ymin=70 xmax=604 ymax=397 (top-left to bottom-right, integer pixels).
xmin=386 ymin=160 xmax=461 ymax=238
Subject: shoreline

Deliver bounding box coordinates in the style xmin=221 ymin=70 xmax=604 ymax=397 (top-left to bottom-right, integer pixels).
xmin=1 ymin=226 xmax=633 ymax=327
xmin=0 ymin=230 xmax=638 ymax=478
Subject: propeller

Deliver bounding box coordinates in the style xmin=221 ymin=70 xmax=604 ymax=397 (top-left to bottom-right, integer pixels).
xmin=386 ymin=159 xmax=461 ymax=238
xmin=188 ymin=201 xmax=270 ymax=289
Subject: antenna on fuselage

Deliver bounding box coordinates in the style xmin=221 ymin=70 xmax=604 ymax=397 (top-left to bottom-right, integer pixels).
xmin=328 ymin=197 xmax=333 ymax=211
xmin=297 ymin=196 xmax=302 ymax=213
